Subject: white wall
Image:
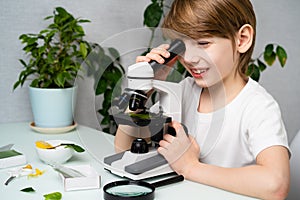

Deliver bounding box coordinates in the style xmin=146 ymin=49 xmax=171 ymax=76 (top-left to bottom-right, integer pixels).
xmin=252 ymin=0 xmax=300 ymax=142
xmin=0 ymin=0 xmax=299 ymax=142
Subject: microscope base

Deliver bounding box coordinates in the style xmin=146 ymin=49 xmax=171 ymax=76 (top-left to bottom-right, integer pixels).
xmin=103 ymin=149 xmax=173 ymax=180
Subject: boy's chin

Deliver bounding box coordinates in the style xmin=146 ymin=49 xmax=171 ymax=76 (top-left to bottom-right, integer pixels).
xmin=194 ymin=78 xmax=210 ymax=88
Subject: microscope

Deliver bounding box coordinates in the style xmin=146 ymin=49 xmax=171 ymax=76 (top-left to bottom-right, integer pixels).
xmin=103 ymin=39 xmax=186 ymax=180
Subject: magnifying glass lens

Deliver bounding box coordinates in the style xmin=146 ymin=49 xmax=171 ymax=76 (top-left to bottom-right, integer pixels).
xmin=106 ymin=185 xmax=152 ymax=197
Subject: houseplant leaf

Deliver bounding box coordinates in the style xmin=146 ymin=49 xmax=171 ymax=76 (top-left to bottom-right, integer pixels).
xmin=20 ymin=187 xmax=35 ymax=193
xmin=246 ymin=63 xmax=260 ymax=82
xmin=276 ymin=45 xmax=287 ymax=67
xmin=61 ymin=143 xmax=85 ymax=153
xmin=257 ymin=59 xmax=267 ymax=72
xmin=108 ymin=47 xmax=120 ymax=62
xmin=143 ymin=1 xmax=163 ymax=28
xmin=80 ymin=42 xmax=88 ymax=58
xmin=264 ymin=51 xmax=276 ymax=66
xmin=43 ymin=192 xmax=62 ymax=200
xmin=264 ymin=44 xmax=274 ymax=56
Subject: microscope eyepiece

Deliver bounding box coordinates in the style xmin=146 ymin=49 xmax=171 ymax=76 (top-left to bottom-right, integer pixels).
xmin=149 ymin=39 xmax=186 ymax=71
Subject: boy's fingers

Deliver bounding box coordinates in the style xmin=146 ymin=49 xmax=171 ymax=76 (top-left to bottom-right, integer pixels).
xmin=157 ymin=146 xmax=167 ymax=156
xmin=171 ymin=121 xmax=188 ymax=139
xmin=136 ymin=44 xmax=171 ymax=64
xmin=145 ymin=52 xmax=166 ymax=64
xmin=136 ymin=56 xmax=151 ymax=63
xmin=163 ymin=133 xmax=175 ymax=143
xmin=151 ymin=44 xmax=170 ymax=58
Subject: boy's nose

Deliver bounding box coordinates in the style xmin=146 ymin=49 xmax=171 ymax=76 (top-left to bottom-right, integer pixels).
xmin=182 ymin=48 xmax=201 ymax=64
xmin=183 ymin=54 xmax=201 ymax=64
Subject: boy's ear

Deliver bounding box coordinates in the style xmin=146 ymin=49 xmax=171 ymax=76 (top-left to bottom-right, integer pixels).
xmin=236 ymin=24 xmax=254 ymax=53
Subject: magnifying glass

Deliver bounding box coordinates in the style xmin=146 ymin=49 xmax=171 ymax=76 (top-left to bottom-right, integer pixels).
xmin=103 ymin=175 xmax=184 ymax=200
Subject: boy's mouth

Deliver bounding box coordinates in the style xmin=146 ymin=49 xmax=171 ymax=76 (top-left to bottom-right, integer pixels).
xmin=190 ymin=68 xmax=209 ymax=78
xmin=191 ymin=69 xmax=207 ymax=74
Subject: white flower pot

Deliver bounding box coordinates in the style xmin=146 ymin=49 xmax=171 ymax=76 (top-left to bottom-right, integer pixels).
xmin=29 ymin=86 xmax=77 ymax=128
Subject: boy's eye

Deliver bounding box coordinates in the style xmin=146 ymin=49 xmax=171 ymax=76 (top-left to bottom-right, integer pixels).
xmin=197 ymin=41 xmax=209 ymax=46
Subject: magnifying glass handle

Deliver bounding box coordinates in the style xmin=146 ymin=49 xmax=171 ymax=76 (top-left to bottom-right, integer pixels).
xmin=151 ymin=175 xmax=184 ymax=188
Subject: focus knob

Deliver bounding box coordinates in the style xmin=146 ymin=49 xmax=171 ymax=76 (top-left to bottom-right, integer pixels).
xmin=131 ymin=138 xmax=149 ymax=154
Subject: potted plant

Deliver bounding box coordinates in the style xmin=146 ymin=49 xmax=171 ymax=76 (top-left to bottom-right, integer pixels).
xmin=13 ymin=7 xmax=92 ymax=128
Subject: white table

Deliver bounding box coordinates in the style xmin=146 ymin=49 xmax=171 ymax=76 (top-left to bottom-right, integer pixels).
xmin=0 ymin=123 xmax=257 ymax=200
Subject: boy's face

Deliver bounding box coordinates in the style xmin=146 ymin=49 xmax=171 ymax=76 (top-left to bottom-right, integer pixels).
xmin=179 ymin=37 xmax=240 ymax=88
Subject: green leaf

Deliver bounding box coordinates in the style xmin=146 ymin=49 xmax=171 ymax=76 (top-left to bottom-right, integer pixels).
xmin=80 ymin=42 xmax=88 ymax=58
xmin=264 ymin=44 xmax=274 ymax=57
xmin=55 ymin=7 xmax=68 ymax=17
xmin=246 ymin=63 xmax=260 ymax=82
xmin=264 ymin=51 xmax=276 ymax=66
xmin=13 ymin=81 xmax=21 ymax=90
xmin=96 ymin=79 xmax=108 ymax=95
xmin=31 ymin=79 xmax=40 ymax=88
xmin=103 ymin=127 xmax=110 ymax=133
xmin=44 ymin=15 xmax=53 ymax=20
xmin=166 ymin=69 xmax=183 ymax=83
xmin=143 ymin=2 xmax=163 ymax=28
xmin=78 ymin=19 xmax=91 ymax=23
xmin=19 ymin=34 xmax=29 ymax=42
xmin=20 ymin=187 xmax=35 ymax=193
xmin=176 ymin=61 xmax=186 ymax=74
xmin=98 ymin=108 xmax=108 ymax=116
xmin=249 ymin=64 xmax=260 ymax=82
xmin=104 ymin=89 xmax=113 ymax=103
xmin=61 ymin=143 xmax=85 ymax=153
xmin=276 ymin=46 xmax=287 ymax=67
xmin=101 ymin=116 xmax=110 ymax=125
xmin=108 ymin=47 xmax=120 ymax=61
xmin=257 ymin=59 xmax=267 ymax=72
xmin=100 ymin=55 xmax=114 ymax=69
xmin=55 ymin=73 xmax=65 ymax=87
xmin=0 ymin=150 xmax=22 ymax=159
xmin=102 ymin=91 xmax=113 ymax=111
xmin=19 ymin=59 xmax=27 ymax=67
xmin=44 ymin=192 xmax=62 ymax=200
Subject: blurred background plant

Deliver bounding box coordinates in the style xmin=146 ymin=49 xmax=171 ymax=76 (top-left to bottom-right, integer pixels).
xmin=14 ymin=7 xmax=93 ymax=89
xmin=86 ymin=44 xmax=124 ymax=134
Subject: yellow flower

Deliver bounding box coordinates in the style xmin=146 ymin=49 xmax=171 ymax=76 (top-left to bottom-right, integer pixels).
xmin=23 ymin=164 xmax=32 ymax=169
xmin=35 ymin=141 xmax=53 ymax=149
xmin=28 ymin=168 xmax=45 ymax=178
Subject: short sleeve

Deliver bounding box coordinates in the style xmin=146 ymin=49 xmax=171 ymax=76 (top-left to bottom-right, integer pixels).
xmin=245 ymin=94 xmax=290 ymax=158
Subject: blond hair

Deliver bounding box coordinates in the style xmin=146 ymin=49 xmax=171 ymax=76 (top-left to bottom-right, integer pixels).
xmin=162 ymin=0 xmax=256 ymax=79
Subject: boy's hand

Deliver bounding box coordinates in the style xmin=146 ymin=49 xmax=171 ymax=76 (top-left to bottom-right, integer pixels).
xmin=136 ymin=44 xmax=178 ymax=80
xmin=157 ymin=121 xmax=200 ymax=176
xmin=136 ymin=44 xmax=171 ymax=63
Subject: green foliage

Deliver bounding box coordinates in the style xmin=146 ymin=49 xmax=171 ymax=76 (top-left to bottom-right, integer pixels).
xmin=20 ymin=187 xmax=35 ymax=193
xmin=87 ymin=44 xmax=124 ymax=134
xmin=247 ymin=44 xmax=287 ymax=81
xmin=144 ymin=0 xmax=163 ymax=28
xmin=142 ymin=0 xmax=165 ymax=55
xmin=14 ymin=7 xmax=92 ymax=89
xmin=43 ymin=192 xmax=62 ymax=200
xmin=61 ymin=143 xmax=85 ymax=152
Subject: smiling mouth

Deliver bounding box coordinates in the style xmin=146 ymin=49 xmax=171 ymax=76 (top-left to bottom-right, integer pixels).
xmin=191 ymin=68 xmax=208 ymax=75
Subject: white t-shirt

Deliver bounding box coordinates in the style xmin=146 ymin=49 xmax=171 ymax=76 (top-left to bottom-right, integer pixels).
xmin=180 ymin=77 xmax=289 ymax=168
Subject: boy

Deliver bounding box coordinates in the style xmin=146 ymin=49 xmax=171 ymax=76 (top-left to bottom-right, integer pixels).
xmin=115 ymin=0 xmax=290 ymax=199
